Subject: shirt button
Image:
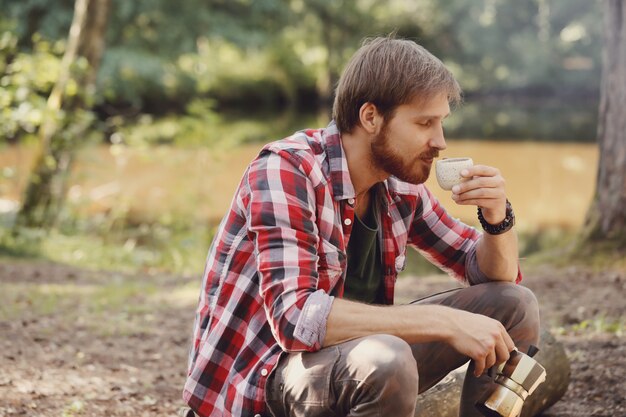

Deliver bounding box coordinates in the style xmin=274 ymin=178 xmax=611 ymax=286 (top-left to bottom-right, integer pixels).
xmin=348 ymin=198 xmax=355 ymax=205
xmin=344 ymin=218 xmax=352 ymax=226
xmin=260 ymin=368 xmax=268 ymax=377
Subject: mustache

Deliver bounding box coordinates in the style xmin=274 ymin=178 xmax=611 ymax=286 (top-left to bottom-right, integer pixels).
xmin=419 ymin=149 xmax=440 ymax=159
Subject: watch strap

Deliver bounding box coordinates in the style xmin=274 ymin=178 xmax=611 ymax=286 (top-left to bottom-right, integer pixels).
xmin=477 ymin=199 xmax=515 ymax=235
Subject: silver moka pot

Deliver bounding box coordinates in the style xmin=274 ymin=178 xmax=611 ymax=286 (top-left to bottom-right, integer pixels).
xmin=476 ymin=345 xmax=547 ymax=417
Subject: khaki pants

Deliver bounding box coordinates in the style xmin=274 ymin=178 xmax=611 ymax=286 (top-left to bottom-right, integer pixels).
xmin=264 ymin=282 xmax=540 ymax=417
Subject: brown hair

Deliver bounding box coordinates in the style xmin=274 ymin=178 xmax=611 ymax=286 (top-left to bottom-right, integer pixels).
xmin=332 ymin=36 xmax=462 ymax=133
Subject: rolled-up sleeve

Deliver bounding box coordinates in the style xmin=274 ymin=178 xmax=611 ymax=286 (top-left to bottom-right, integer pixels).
xmin=246 ymin=150 xmax=330 ymax=352
xmin=464 ymin=243 xmax=491 ymax=285
xmin=294 ymin=289 xmax=335 ymax=347
xmin=463 ymin=242 xmax=522 ymax=284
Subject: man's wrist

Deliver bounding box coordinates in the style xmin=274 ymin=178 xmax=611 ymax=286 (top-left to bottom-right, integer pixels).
xmin=478 ymin=200 xmax=515 ymax=235
xmin=437 ymin=306 xmax=461 ymax=344
xmin=480 ymin=207 xmax=506 ymax=224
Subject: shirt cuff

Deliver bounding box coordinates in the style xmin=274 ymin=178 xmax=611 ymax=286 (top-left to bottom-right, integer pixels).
xmin=464 ymin=241 xmax=523 ymax=285
xmin=464 ymin=243 xmax=491 ymax=285
xmin=293 ymin=290 xmax=334 ymax=348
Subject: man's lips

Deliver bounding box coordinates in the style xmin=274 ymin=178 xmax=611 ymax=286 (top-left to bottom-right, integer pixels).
xmin=419 ymin=151 xmax=439 ymax=165
xmin=420 ymin=151 xmax=439 ymax=160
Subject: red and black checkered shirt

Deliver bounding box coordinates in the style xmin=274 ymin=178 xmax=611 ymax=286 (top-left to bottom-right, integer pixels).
xmin=183 ymin=122 xmax=521 ymax=416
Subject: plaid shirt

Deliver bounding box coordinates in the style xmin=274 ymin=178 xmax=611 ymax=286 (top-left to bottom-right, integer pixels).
xmin=183 ymin=121 xmax=522 ymax=417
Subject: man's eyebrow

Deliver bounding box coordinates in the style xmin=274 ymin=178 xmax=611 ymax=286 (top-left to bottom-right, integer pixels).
xmin=415 ymin=113 xmax=451 ymax=119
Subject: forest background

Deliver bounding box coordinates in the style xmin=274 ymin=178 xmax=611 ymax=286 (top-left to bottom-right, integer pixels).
xmin=0 ymin=0 xmax=605 ymax=272
xmin=1 ymin=1 xmax=624 ymax=416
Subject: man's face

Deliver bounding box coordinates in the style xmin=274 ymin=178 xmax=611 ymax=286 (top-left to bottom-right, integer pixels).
xmin=371 ymin=94 xmax=449 ymax=184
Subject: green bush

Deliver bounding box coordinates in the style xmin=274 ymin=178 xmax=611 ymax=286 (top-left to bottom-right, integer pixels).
xmin=99 ymin=47 xmax=197 ymax=113
xmin=0 ymin=30 xmax=60 ymax=143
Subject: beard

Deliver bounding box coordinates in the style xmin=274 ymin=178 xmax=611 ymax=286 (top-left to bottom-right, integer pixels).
xmin=370 ymin=123 xmax=439 ymax=184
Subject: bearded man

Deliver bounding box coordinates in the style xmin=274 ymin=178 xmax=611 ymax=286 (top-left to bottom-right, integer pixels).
xmin=182 ymin=36 xmax=539 ymax=417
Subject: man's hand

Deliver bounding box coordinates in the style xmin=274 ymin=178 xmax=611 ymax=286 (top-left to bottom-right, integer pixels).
xmin=451 ymin=165 xmax=507 ymax=224
xmin=445 ymin=309 xmax=516 ymax=377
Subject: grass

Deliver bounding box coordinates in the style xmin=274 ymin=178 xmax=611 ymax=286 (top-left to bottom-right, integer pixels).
xmin=0 ymin=274 xmax=194 ymax=337
xmin=552 ymin=315 xmax=624 ymax=337
xmin=61 ymin=400 xmax=85 ymax=417
xmin=0 ymin=283 xmax=84 ymax=318
xmin=569 ymin=240 xmax=626 ymax=271
xmin=523 ymin=230 xmax=626 ymax=272
xmin=571 ymin=316 xmax=624 ymax=335
xmin=0 ymin=219 xmax=212 ymax=276
xmin=0 ymin=226 xmax=198 ymax=337
xmin=1 ymin=281 xmax=158 ymax=316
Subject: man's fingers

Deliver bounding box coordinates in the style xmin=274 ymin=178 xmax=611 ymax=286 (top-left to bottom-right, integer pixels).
xmin=452 ymin=188 xmax=501 ymax=202
xmin=474 ymin=356 xmax=486 ymax=377
xmin=458 ymin=175 xmax=500 ymax=190
xmin=485 ymin=349 xmax=497 ymax=370
xmin=495 ymin=334 xmax=511 ymax=365
xmin=501 ymin=328 xmax=516 ymax=352
xmin=461 ymin=164 xmax=500 ymax=178
xmin=453 ymin=175 xmax=504 ymax=194
xmin=451 ymin=197 xmax=505 ymax=212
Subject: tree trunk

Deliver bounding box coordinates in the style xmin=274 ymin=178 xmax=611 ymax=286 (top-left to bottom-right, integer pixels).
xmin=414 ymin=329 xmax=570 ymax=417
xmin=15 ymin=0 xmax=111 ymax=230
xmin=580 ymin=0 xmax=626 ymax=247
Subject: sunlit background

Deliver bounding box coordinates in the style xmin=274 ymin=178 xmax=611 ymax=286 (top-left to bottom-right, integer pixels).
xmin=0 ymin=0 xmax=602 ymax=273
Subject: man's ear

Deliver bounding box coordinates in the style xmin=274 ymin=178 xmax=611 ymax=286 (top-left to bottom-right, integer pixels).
xmin=358 ymin=102 xmax=383 ymax=134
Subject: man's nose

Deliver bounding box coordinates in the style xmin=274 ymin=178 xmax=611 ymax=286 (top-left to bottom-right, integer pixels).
xmin=429 ymin=124 xmax=447 ymax=150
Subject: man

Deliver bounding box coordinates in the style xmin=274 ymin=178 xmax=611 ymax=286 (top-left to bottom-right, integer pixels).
xmin=182 ymin=36 xmax=539 ymax=417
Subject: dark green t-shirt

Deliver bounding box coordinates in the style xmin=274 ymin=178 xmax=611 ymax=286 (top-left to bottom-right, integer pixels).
xmin=343 ymin=197 xmax=384 ymax=304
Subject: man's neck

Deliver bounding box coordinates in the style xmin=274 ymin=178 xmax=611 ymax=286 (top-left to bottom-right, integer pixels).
xmin=354 ymin=188 xmax=372 ymax=219
xmin=340 ymin=127 xmax=388 ymax=198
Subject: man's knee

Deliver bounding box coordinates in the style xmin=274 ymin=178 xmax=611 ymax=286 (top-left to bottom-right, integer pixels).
xmin=475 ymin=282 xmax=540 ymax=339
xmin=497 ymin=283 xmax=538 ymax=319
xmin=346 ymin=334 xmax=419 ymax=395
xmin=362 ymin=334 xmax=417 ymax=373
xmin=336 ymin=334 xmax=419 ymax=406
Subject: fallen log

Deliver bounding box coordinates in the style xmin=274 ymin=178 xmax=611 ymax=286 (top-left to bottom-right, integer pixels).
xmin=415 ymin=329 xmax=570 ymax=416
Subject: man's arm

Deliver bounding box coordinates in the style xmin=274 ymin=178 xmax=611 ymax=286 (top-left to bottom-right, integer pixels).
xmin=475 ymin=228 xmax=519 ymax=282
xmin=248 ymin=150 xmax=332 ymax=353
xmin=323 ymin=298 xmax=516 ymax=377
xmin=452 ymin=165 xmax=519 ymax=282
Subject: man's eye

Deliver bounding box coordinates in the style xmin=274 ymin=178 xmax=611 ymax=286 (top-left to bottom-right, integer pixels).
xmin=419 ymin=120 xmax=432 ymax=127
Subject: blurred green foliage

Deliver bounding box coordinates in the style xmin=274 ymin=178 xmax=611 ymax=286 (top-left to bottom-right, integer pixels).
xmin=0 ymin=0 xmax=606 ymax=273
xmin=0 ymin=20 xmax=99 ymax=145
xmin=0 ymin=0 xmax=602 ymax=145
xmin=0 ymin=216 xmax=214 ymax=275
xmin=0 ymin=27 xmax=59 ymax=142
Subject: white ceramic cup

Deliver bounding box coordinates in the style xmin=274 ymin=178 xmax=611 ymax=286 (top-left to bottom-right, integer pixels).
xmin=435 ymin=158 xmax=474 ymax=190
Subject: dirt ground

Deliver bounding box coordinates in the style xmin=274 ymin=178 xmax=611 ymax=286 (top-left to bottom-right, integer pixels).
xmin=0 ymin=260 xmax=624 ymax=417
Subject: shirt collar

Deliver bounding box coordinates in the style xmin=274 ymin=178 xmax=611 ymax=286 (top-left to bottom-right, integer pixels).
xmin=322 ymin=121 xmax=356 ymax=201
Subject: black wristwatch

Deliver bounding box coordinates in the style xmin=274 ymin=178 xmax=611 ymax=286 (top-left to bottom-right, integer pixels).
xmin=477 ymin=199 xmax=515 ymax=235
